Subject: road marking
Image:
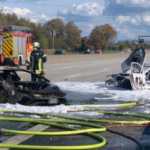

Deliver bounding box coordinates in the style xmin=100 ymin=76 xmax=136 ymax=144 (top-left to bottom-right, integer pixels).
xmin=53 ymin=66 xmax=72 ymax=71
xmin=106 ymin=61 xmax=111 ymax=64
xmin=0 ymin=125 xmax=49 ymax=150
xmin=65 ymin=74 xmax=80 ymax=79
xmin=88 ymin=63 xmax=97 ymax=66
xmin=60 ymin=66 xmax=72 ymax=69
xmin=101 ymin=68 xmax=110 ymax=72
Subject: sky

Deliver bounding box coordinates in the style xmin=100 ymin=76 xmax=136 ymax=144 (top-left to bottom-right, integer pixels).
xmin=1 ymin=0 xmax=150 ymax=41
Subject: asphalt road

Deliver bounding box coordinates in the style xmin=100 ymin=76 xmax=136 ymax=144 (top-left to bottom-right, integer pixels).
xmin=18 ymin=53 xmax=129 ymax=83
xmin=44 ymin=51 xmax=150 ymax=82
xmin=44 ymin=57 xmax=124 ymax=82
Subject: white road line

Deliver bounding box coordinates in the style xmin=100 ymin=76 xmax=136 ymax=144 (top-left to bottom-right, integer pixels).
xmin=53 ymin=66 xmax=72 ymax=71
xmin=88 ymin=63 xmax=97 ymax=66
xmin=60 ymin=66 xmax=72 ymax=69
xmin=65 ymin=74 xmax=80 ymax=79
xmin=106 ymin=61 xmax=111 ymax=64
xmin=51 ymin=63 xmax=98 ymax=71
xmin=101 ymin=68 xmax=110 ymax=72
xmin=0 ymin=125 xmax=49 ymax=150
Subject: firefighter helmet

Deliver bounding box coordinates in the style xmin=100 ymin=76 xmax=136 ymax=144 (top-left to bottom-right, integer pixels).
xmin=33 ymin=42 xmax=40 ymax=48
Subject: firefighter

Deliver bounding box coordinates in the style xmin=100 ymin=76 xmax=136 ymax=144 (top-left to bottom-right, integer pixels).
xmin=30 ymin=42 xmax=47 ymax=81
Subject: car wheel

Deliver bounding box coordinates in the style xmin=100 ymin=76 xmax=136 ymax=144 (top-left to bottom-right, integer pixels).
xmin=0 ymin=87 xmax=8 ymax=103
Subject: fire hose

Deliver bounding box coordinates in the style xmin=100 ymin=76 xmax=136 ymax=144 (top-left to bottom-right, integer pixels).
xmin=0 ymin=117 xmax=106 ymax=150
xmin=0 ymin=102 xmax=148 ymax=150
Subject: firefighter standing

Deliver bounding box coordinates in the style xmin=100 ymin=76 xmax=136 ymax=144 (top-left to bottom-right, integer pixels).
xmin=30 ymin=42 xmax=47 ymax=81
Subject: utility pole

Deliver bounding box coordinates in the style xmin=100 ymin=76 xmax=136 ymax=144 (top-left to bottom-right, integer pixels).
xmin=46 ymin=24 xmax=55 ymax=54
xmin=52 ymin=30 xmax=55 ymax=54
xmin=51 ymin=24 xmax=56 ymax=54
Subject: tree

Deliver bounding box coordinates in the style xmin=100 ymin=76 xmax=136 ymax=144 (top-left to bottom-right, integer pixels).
xmin=6 ymin=13 xmax=18 ymax=25
xmin=44 ymin=18 xmax=65 ymax=38
xmin=89 ymin=24 xmax=117 ymax=50
xmin=0 ymin=11 xmax=84 ymax=51
xmin=79 ymin=37 xmax=89 ymax=52
xmin=44 ymin=18 xmax=66 ymax=49
xmin=79 ymin=36 xmax=93 ymax=52
xmin=0 ymin=8 xmax=7 ymax=25
xmin=32 ymin=24 xmax=50 ymax=49
xmin=65 ymin=22 xmax=82 ymax=51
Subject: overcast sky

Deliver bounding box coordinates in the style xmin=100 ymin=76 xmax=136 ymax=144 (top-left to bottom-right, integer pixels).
xmin=1 ymin=0 xmax=150 ymax=41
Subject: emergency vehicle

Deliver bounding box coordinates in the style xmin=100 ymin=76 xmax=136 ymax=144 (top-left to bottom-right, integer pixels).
xmin=0 ymin=25 xmax=33 ymax=66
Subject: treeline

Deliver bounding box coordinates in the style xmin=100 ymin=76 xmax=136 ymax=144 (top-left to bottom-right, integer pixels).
xmin=118 ymin=40 xmax=150 ymax=51
xmin=0 ymin=10 xmax=119 ymax=52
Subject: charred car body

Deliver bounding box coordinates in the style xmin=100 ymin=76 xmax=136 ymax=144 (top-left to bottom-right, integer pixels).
xmin=0 ymin=67 xmax=66 ymax=105
xmin=105 ymin=47 xmax=150 ymax=90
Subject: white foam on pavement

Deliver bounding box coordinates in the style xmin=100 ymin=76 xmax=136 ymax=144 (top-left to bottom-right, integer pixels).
xmin=0 ymin=82 xmax=150 ymax=116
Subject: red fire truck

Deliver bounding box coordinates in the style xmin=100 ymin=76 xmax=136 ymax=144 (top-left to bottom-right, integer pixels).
xmin=0 ymin=25 xmax=33 ymax=66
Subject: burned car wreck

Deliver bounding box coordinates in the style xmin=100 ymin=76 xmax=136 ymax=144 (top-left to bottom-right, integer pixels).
xmin=105 ymin=47 xmax=150 ymax=90
xmin=0 ymin=67 xmax=66 ymax=105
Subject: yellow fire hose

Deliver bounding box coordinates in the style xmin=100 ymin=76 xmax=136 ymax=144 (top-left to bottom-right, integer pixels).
xmin=0 ymin=101 xmax=148 ymax=150
xmin=0 ymin=116 xmax=106 ymax=149
xmin=71 ymin=101 xmax=138 ymax=108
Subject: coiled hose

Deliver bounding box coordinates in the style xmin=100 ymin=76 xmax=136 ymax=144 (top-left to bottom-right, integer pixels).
xmin=0 ymin=106 xmax=149 ymax=150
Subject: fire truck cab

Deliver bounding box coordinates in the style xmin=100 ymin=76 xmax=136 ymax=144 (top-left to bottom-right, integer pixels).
xmin=0 ymin=25 xmax=33 ymax=66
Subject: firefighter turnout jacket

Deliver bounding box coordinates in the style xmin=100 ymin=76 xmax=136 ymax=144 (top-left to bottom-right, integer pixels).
xmin=30 ymin=49 xmax=47 ymax=75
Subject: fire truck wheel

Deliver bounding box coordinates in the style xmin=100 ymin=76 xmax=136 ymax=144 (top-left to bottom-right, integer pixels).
xmin=0 ymin=87 xmax=8 ymax=103
xmin=18 ymin=57 xmax=22 ymax=67
xmin=26 ymin=65 xmax=30 ymax=70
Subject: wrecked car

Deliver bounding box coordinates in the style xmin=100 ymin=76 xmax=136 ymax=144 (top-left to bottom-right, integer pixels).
xmin=105 ymin=47 xmax=150 ymax=90
xmin=0 ymin=66 xmax=66 ymax=105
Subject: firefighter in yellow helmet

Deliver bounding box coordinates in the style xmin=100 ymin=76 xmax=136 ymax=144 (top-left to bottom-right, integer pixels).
xmin=30 ymin=42 xmax=47 ymax=81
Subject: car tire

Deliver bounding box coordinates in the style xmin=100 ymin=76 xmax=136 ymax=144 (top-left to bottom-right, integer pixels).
xmin=0 ymin=87 xmax=8 ymax=103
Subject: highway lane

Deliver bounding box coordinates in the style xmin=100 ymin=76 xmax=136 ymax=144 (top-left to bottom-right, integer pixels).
xmin=18 ymin=51 xmax=150 ymax=83
xmin=45 ymin=58 xmax=124 ymax=82
xmin=44 ymin=51 xmax=150 ymax=82
xmin=18 ymin=56 xmax=125 ymax=82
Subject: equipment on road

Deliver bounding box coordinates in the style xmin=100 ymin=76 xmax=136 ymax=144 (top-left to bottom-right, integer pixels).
xmin=105 ymin=47 xmax=150 ymax=90
xmin=0 ymin=66 xmax=66 ymax=105
xmin=0 ymin=109 xmax=148 ymax=150
xmin=71 ymin=101 xmax=138 ymax=108
xmin=0 ymin=25 xmax=33 ymax=67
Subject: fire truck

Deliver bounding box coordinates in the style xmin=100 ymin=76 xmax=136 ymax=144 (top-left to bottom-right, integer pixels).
xmin=0 ymin=25 xmax=33 ymax=66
